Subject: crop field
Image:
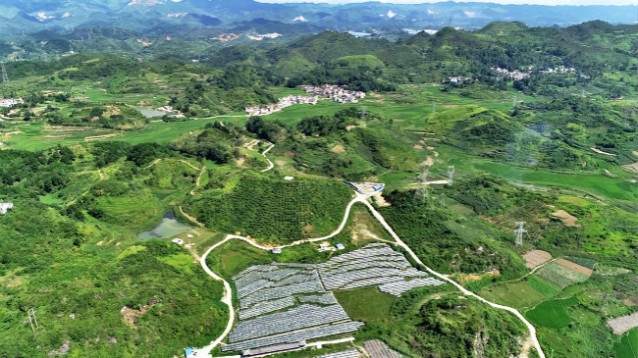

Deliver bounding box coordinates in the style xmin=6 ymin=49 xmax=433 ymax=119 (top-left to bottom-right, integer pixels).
xmin=526 ymin=296 xmax=579 ymax=329
xmin=480 ymin=281 xmax=548 ymax=309
xmin=614 ymin=328 xmax=638 ymax=358
xmin=536 ymin=261 xmax=590 ymax=289
xmin=5 ymin=114 xmax=247 ymax=151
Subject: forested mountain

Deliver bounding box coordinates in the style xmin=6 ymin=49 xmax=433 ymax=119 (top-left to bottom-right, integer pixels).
xmin=0 ymin=4 xmax=637 ymax=356
xmin=0 ymin=0 xmax=635 ymax=39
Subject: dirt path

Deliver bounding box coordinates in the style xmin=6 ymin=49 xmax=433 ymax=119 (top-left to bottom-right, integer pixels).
xmin=191 ymin=165 xmax=206 ymax=196
xmin=178 ymin=206 xmax=205 ymax=228
xmin=360 ymin=200 xmax=546 ymax=358
xmin=193 ymin=188 xmax=547 ymax=358
xmin=145 ymin=158 xmax=200 ymax=171
xmin=260 ymin=144 xmax=275 ymax=173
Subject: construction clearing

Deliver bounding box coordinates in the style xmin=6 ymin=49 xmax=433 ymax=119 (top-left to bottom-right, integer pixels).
xmin=523 ymin=250 xmax=552 ymax=269
xmin=607 ymin=312 xmax=638 ymax=335
xmin=222 ymin=243 xmax=444 ymax=355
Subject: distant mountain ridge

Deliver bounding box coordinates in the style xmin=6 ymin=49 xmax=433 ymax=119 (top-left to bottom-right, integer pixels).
xmin=0 ymin=0 xmax=635 ymax=37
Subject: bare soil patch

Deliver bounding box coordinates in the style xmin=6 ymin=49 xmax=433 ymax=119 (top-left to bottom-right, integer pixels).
xmin=607 ymin=312 xmax=638 ymax=335
xmin=591 ymin=147 xmax=617 ymax=156
xmin=120 ymin=305 xmax=154 ymax=328
xmin=550 ymin=210 xmax=579 ymax=227
xmin=456 ymin=271 xmax=499 ymax=284
xmin=522 ymin=250 xmax=552 ymax=269
xmin=423 ymin=156 xmax=434 ymax=167
xmin=556 ymin=258 xmax=593 ymax=276
xmin=373 ymin=193 xmax=390 ymax=208
xmin=622 ymin=162 xmax=638 ymax=174
xmin=331 ymin=144 xmax=346 ymax=154
xmin=84 ymin=133 xmax=120 ymax=142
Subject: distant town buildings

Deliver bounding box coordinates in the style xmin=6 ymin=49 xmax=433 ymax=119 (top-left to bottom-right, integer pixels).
xmin=0 ymin=98 xmax=23 ymax=108
xmin=491 ymin=67 xmax=531 ymax=80
xmin=492 ymin=66 xmax=578 ymax=80
xmin=245 ymin=85 xmax=366 ymax=116
xmin=156 ymin=105 xmax=174 ymax=112
xmin=246 ymin=95 xmax=318 ymax=116
xmin=541 ymin=66 xmax=576 ymax=74
xmin=0 ymin=202 xmax=13 ymax=215
xmin=444 ymin=76 xmax=468 ymax=85
xmin=300 ymin=84 xmax=366 ymax=103
xmin=247 ymin=33 xmax=282 ymax=41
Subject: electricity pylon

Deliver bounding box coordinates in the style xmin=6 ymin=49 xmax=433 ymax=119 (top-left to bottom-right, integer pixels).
xmin=514 ymin=221 xmax=527 ymax=246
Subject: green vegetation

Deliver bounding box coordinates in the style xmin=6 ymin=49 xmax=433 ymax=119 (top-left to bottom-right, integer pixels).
xmin=614 ymin=328 xmax=638 ymax=358
xmin=187 ymin=175 xmax=352 ymax=243
xmin=1 ymin=20 xmax=637 ymax=358
xmin=526 ymin=296 xmax=579 ymax=329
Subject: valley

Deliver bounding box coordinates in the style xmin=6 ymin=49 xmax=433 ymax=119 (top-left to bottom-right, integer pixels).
xmin=0 ymin=15 xmax=637 ymax=358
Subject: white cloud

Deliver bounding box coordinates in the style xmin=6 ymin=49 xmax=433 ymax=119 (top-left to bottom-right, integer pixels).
xmin=257 ymin=0 xmax=638 ymax=5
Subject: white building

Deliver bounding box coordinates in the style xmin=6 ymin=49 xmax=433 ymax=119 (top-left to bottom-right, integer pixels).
xmin=0 ymin=98 xmax=23 ymax=108
xmin=0 ymin=202 xmax=13 ymax=214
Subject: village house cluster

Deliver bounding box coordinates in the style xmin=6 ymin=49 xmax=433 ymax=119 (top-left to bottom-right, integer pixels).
xmin=301 ymin=84 xmax=366 ymax=103
xmin=444 ymin=76 xmax=468 ymax=84
xmin=491 ymin=67 xmax=531 ymax=80
xmin=492 ymin=66 xmax=578 ymax=80
xmin=541 ymin=66 xmax=576 ymax=74
xmin=245 ymin=95 xmax=318 ymax=116
xmin=0 ymin=98 xmax=24 ymax=108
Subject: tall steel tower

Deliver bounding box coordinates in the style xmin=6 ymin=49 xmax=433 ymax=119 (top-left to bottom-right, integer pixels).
xmin=514 ymin=221 xmax=527 ymax=246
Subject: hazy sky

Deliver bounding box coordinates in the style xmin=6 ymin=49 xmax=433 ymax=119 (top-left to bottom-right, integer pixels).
xmin=257 ymin=0 xmax=638 ymax=5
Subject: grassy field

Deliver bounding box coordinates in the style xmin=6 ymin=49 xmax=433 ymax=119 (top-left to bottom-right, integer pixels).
xmin=438 ymin=145 xmax=638 ymax=203
xmin=525 ymin=296 xmax=579 ymax=329
xmin=480 ymin=280 xmax=548 ymax=309
xmin=334 ymin=287 xmax=397 ymax=324
xmin=6 ymin=114 xmax=247 ymax=151
xmin=614 ymin=328 xmax=638 ymax=358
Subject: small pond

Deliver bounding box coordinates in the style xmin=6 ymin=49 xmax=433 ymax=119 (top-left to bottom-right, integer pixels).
xmin=138 ymin=211 xmax=191 ymax=240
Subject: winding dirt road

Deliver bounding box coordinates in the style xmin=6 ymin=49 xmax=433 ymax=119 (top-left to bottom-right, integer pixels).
xmin=194 ymin=191 xmax=546 ymax=358
xmin=260 ymin=144 xmax=275 ymax=173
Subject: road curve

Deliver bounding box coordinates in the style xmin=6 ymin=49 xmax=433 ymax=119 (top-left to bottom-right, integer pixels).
xmin=194 ymin=192 xmax=545 ymax=358
xmin=197 ymin=236 xmax=236 ymax=357
xmin=359 ymin=199 xmax=546 ymax=358
xmin=193 ymin=194 xmax=364 ymax=356
xmin=260 ymin=144 xmax=275 ymax=173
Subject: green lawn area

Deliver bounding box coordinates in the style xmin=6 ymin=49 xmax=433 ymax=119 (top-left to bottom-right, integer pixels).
xmin=525 ymin=296 xmax=579 ymax=329
xmin=6 ymin=114 xmax=247 ymax=151
xmin=334 ymin=286 xmax=397 ymax=324
xmin=474 ymin=161 xmax=637 ymax=202
xmin=441 ymin=146 xmax=637 ymax=203
xmin=614 ymin=328 xmax=638 ymax=358
xmin=479 ymin=280 xmax=548 ymax=309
